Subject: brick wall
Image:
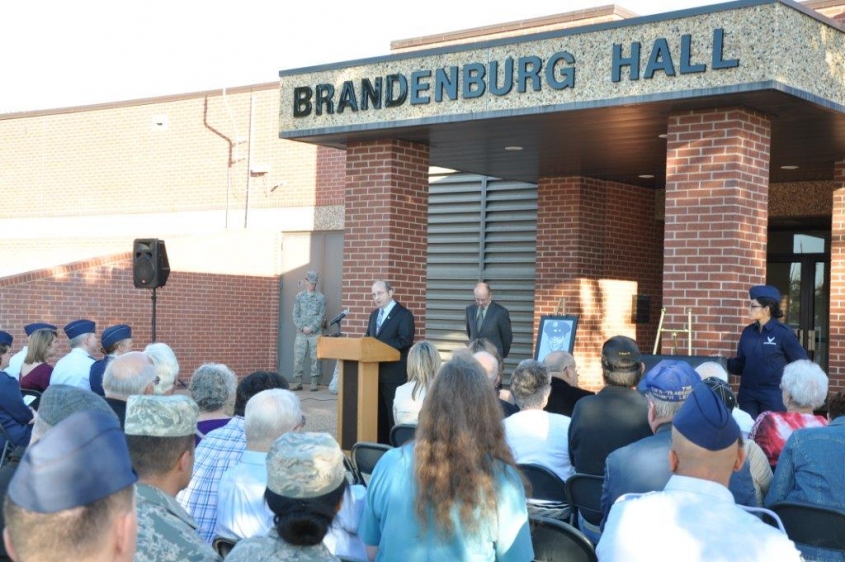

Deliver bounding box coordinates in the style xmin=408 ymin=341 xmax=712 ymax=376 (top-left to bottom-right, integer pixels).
xmin=315 ymin=146 xmax=347 ymax=206
xmin=0 ymin=253 xmax=280 ymax=381
xmin=341 ymin=140 xmax=429 ymax=337
xmin=829 ymin=160 xmax=845 ymax=391
xmin=535 ymin=176 xmax=663 ymax=390
xmin=663 ymin=108 xmax=771 ymax=362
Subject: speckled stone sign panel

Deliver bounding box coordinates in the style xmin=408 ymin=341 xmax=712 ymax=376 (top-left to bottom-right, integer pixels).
xmin=279 ymin=1 xmax=845 ymax=138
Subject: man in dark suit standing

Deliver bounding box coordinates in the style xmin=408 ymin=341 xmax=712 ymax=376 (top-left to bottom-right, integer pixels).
xmin=365 ymin=280 xmax=415 ymax=444
xmin=465 ymin=282 xmax=513 ymax=358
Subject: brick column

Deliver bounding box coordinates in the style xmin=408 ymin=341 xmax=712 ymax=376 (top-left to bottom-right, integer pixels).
xmin=535 ymin=177 xmax=662 ymax=389
xmin=663 ymin=108 xmax=771 ymax=357
xmin=829 ymin=160 xmax=845 ymax=392
xmin=342 ymin=140 xmax=429 ymax=337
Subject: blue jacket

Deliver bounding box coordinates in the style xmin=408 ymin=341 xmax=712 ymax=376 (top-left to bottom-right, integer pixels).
xmin=727 ymin=319 xmax=807 ymax=391
xmin=0 ymin=372 xmax=33 ymax=449
xmin=89 ymin=355 xmax=114 ymax=396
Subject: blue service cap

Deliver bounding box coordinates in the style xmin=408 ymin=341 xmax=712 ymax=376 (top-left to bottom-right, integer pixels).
xmin=64 ymin=319 xmax=96 ymax=340
xmin=8 ymin=410 xmax=137 ymax=513
xmin=101 ymin=324 xmax=131 ymax=349
xmin=673 ymin=382 xmax=740 ymax=451
xmin=24 ymin=323 xmax=57 ymax=336
xmin=637 ymin=359 xmax=699 ymax=402
xmin=749 ymin=285 xmax=780 ymax=302
xmin=0 ymin=331 xmax=12 ymax=347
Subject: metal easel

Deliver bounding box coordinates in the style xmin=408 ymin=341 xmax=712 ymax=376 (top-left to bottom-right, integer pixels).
xmin=653 ymin=307 xmax=693 ymax=355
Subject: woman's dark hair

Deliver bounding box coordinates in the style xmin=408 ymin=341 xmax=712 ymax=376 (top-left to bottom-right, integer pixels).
xmin=756 ymin=296 xmax=783 ymax=319
xmin=264 ymin=479 xmax=347 ymax=546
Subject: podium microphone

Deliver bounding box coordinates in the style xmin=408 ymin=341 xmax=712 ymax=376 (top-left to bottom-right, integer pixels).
xmin=329 ymin=310 xmax=349 ymax=326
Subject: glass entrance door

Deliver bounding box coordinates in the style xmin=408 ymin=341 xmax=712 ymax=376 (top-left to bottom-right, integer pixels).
xmin=767 ymin=231 xmax=830 ymax=371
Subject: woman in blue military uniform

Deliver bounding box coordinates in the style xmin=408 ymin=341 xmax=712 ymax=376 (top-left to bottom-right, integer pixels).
xmin=727 ymin=285 xmax=808 ymax=419
xmin=0 ymin=330 xmax=34 ymax=450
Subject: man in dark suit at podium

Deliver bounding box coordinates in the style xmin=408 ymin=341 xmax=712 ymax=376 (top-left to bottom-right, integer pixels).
xmin=365 ymin=280 xmax=415 ymax=444
xmin=466 ymin=282 xmax=513 ymax=358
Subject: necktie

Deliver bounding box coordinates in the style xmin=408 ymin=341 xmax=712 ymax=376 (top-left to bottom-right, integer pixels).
xmin=476 ymin=307 xmax=485 ymax=331
xmin=376 ymin=309 xmax=385 ymax=334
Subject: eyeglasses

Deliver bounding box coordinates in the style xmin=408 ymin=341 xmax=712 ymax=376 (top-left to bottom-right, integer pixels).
xmin=748 ymin=304 xmax=763 ymax=309
xmin=372 ymin=291 xmax=388 ymax=298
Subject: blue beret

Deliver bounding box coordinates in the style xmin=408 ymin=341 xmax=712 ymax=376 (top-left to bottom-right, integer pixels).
xmin=0 ymin=331 xmax=12 ymax=347
xmin=637 ymin=360 xmax=699 ymax=402
xmin=8 ymin=410 xmax=136 ymax=513
xmin=749 ymin=285 xmax=780 ymax=302
xmin=674 ymin=382 xmax=740 ymax=451
xmin=64 ymin=319 xmax=96 ymax=340
xmin=101 ymin=324 xmax=131 ymax=349
xmin=24 ymin=323 xmax=57 ymax=336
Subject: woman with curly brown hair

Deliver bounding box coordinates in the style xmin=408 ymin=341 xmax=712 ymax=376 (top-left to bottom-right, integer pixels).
xmin=360 ymin=354 xmax=533 ymax=561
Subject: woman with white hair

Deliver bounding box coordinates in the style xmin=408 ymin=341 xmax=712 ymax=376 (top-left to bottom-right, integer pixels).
xmin=750 ymin=359 xmax=829 ymax=467
xmin=144 ymin=342 xmax=179 ymax=395
xmin=190 ymin=363 xmax=237 ymax=444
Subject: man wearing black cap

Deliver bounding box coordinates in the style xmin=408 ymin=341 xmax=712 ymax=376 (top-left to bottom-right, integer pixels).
xmin=51 ymin=319 xmax=100 ymax=390
xmin=598 ymin=383 xmax=801 ymax=561
xmin=3 ymin=410 xmax=138 ymax=562
xmin=728 ymin=285 xmax=808 ymax=418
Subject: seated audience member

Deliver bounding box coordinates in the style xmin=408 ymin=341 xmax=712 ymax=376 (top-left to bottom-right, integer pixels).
xmin=6 ymin=323 xmax=58 ymax=380
xmin=178 ymin=370 xmax=288 ymax=543
xmin=598 ymin=383 xmax=801 ymax=561
xmin=543 ymin=351 xmax=594 ymax=417
xmin=125 ymin=395 xmax=221 ymax=562
xmin=190 ymin=363 xmax=237 ymax=444
xmin=145 ymin=342 xmax=180 ymax=395
xmin=767 ymin=391 xmax=845 ymax=561
xmin=701 ymin=376 xmax=773 ymax=506
xmin=226 ymin=432 xmax=349 ymax=562
xmin=19 ymin=327 xmax=59 ymax=392
xmin=360 ymin=355 xmax=534 ymax=560
xmin=468 ymin=348 xmax=519 ymax=418
xmin=102 ymin=351 xmax=157 ymax=429
xmin=696 ymin=360 xmax=755 ymax=437
xmin=568 ymin=336 xmax=651 ymax=476
xmin=0 ymin=385 xmax=119 ymax=561
xmin=468 ymin=338 xmax=516 ymax=408
xmin=504 ymin=359 xmax=574 ymax=482
xmin=393 ymin=341 xmax=442 ymax=426
xmin=89 ymin=324 xmax=133 ymax=396
xmin=750 ymin=360 xmax=828 ymax=467
xmin=216 ymin=389 xmax=304 ymax=540
xmin=0 ymin=332 xmax=34 ymax=451
xmin=50 ymin=319 xmax=98 ymax=390
xmin=3 ymin=410 xmax=137 ymax=562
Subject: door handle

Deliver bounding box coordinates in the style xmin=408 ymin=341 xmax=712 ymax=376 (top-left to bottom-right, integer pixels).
xmin=808 ymin=329 xmax=816 ymax=352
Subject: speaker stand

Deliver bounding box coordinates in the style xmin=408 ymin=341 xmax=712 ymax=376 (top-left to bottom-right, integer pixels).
xmin=150 ymin=287 xmax=158 ymax=342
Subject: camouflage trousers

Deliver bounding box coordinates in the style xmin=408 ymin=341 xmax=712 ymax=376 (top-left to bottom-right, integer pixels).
xmin=293 ymin=332 xmax=321 ymax=386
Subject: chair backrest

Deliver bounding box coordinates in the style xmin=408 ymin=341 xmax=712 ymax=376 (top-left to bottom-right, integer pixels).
xmin=565 ymin=473 xmax=604 ymax=527
xmin=211 ymin=536 xmax=237 ymax=558
xmin=0 ymin=424 xmax=15 ymax=469
xmin=518 ymin=463 xmax=568 ymax=504
xmin=529 ymin=515 xmax=597 ymax=562
xmin=771 ymin=502 xmax=845 ymax=551
xmin=389 ymin=423 xmax=416 ymax=447
xmin=351 ymin=442 xmax=392 ymax=486
xmin=20 ymin=389 xmax=41 ymax=411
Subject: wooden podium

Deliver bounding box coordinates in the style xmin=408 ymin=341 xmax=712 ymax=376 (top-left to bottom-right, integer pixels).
xmin=317 ymin=337 xmax=399 ymax=450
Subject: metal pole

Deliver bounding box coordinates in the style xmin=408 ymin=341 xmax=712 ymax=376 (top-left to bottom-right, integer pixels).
xmin=151 ymin=287 xmax=157 ymax=342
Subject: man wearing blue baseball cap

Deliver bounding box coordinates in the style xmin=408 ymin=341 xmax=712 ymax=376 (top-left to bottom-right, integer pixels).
xmin=5 ymin=323 xmax=57 ymax=380
xmin=51 ymin=319 xmax=99 ymax=390
xmin=3 ymin=410 xmax=138 ymax=562
xmin=727 ymin=285 xmax=808 ymax=418
xmin=90 ymin=324 xmax=133 ymax=396
xmin=598 ymin=383 xmax=801 ymax=561
xmin=601 ymin=361 xmax=756 ymax=528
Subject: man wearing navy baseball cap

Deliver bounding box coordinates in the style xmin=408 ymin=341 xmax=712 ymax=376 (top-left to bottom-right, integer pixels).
xmin=3 ymin=410 xmax=138 ymax=562
xmin=598 ymin=383 xmax=801 ymax=561
xmin=51 ymin=319 xmax=99 ymax=390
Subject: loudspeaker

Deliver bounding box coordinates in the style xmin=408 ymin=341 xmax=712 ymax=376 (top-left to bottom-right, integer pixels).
xmin=632 ymin=294 xmax=651 ymax=325
xmin=133 ymin=239 xmax=170 ymax=289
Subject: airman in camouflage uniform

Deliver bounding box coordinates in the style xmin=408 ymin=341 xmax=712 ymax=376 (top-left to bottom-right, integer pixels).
xmin=292 ymin=270 xmax=326 ymax=391
xmin=224 ymin=432 xmax=346 ymax=562
xmin=125 ymin=395 xmax=222 ymax=562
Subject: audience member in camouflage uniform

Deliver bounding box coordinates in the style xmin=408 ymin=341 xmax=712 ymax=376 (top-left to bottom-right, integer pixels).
xmin=292 ymin=270 xmax=326 ymax=391
xmin=225 ymin=432 xmax=348 ymax=562
xmin=125 ymin=395 xmax=221 ymax=562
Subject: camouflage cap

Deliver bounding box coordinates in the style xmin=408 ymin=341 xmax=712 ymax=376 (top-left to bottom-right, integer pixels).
xmin=124 ymin=395 xmax=198 ymax=437
xmin=266 ymin=432 xmax=345 ymax=499
xmin=305 ymin=271 xmax=319 ymax=284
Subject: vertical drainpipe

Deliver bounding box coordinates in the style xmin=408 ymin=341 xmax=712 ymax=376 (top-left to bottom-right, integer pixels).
xmin=244 ymin=89 xmax=255 ymax=228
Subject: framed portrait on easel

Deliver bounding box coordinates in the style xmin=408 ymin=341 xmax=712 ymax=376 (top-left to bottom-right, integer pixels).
xmin=534 ymin=315 xmax=579 ymax=362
